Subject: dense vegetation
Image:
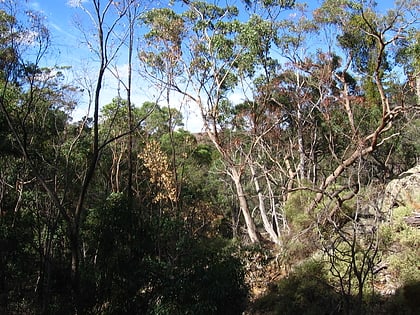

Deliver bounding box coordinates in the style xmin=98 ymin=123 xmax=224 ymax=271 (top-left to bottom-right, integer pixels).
xmin=0 ymin=0 xmax=419 ymax=314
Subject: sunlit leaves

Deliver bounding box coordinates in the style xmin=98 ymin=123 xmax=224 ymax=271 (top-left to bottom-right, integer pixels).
xmin=140 ymin=8 xmax=185 ymax=80
xmin=142 ymin=8 xmax=184 ymax=46
xmin=138 ymin=101 xmax=183 ymax=136
xmin=236 ymin=15 xmax=278 ymax=77
xmin=182 ymin=2 xmax=241 ymax=65
xmin=0 ymin=6 xmax=49 ymax=84
xmin=241 ymin=0 xmax=295 ymax=10
xmin=183 ymin=1 xmax=239 ymax=25
xmin=396 ymin=28 xmax=420 ymax=76
xmin=138 ymin=140 xmax=177 ymax=203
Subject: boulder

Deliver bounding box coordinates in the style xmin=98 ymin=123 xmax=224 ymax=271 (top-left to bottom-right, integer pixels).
xmin=381 ymin=165 xmax=420 ymax=225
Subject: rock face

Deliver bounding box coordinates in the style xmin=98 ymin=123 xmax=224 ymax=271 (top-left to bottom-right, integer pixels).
xmin=381 ymin=164 xmax=420 ymax=225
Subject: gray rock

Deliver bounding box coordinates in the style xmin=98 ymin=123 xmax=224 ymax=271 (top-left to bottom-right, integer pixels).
xmin=381 ymin=165 xmax=420 ymax=221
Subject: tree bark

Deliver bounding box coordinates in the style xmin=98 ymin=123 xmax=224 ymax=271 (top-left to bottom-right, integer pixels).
xmin=250 ymin=163 xmax=279 ymax=244
xmin=231 ymin=167 xmax=260 ymax=243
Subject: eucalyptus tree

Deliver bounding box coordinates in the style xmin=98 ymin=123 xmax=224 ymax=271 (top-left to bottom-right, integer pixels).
xmin=64 ymin=0 xmax=151 ymax=300
xmin=307 ymin=2 xmax=419 ymax=309
xmin=99 ymin=97 xmax=144 ymax=193
xmin=0 ymin=0 xmax=148 ymax=308
xmin=308 ymin=0 xmax=419 ymax=213
xmin=0 ymin=1 xmax=81 ymax=310
xmin=251 ymin=2 xmax=420 ymax=275
xmin=137 ymin=101 xmax=184 ymax=138
xmin=232 ymin=5 xmax=324 ymax=244
xmin=140 ymin=0 xmax=295 ymax=244
xmin=398 ymin=28 xmax=420 ymax=103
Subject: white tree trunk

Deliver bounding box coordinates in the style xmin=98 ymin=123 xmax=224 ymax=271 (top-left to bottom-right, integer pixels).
xmin=250 ymin=163 xmax=280 ymax=244
xmin=231 ymin=167 xmax=260 ymax=243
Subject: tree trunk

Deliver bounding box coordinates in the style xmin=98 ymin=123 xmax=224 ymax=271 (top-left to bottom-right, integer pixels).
xmin=69 ymin=221 xmax=80 ymax=298
xmin=297 ymin=102 xmax=306 ymax=181
xmin=231 ymin=167 xmax=260 ymax=243
xmin=69 ymin=219 xmax=83 ymax=313
xmin=250 ymin=163 xmax=279 ymax=244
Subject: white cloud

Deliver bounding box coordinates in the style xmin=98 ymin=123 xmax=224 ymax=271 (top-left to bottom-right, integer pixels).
xmin=228 ymin=91 xmax=246 ymax=105
xmin=28 ymin=1 xmax=41 ymax=11
xmin=67 ymin=0 xmax=87 ymax=8
xmin=50 ymin=22 xmax=62 ymax=32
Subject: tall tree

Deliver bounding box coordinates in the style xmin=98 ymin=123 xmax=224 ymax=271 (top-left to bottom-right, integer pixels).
xmin=0 ymin=0 xmax=146 ymax=308
xmin=141 ymin=0 xmax=295 ymax=244
xmin=310 ymin=0 xmax=418 ymax=211
xmin=67 ymin=0 xmax=148 ymax=300
xmin=0 ymin=1 xmax=79 ymax=310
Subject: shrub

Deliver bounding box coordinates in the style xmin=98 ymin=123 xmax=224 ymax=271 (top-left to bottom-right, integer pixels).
xmin=252 ymin=259 xmax=341 ymax=315
xmin=82 ymin=194 xmax=248 ymax=314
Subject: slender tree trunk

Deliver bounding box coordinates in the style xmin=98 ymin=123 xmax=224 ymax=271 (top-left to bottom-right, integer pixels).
xmin=250 ymin=163 xmax=279 ymax=244
xmin=68 ymin=0 xmax=108 ymax=297
xmin=231 ymin=167 xmax=259 ymax=243
xmin=126 ymin=3 xmax=134 ymax=209
xmin=69 ymin=220 xmax=80 ymax=298
xmin=297 ymin=102 xmax=306 ymax=181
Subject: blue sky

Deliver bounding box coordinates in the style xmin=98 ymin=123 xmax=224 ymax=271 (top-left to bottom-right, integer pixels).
xmin=21 ymin=0 xmax=209 ymax=130
xmin=26 ymin=1 xmax=81 ymax=59
xmin=18 ymin=1 xmax=305 ymax=124
xmin=19 ymin=0 xmax=403 ymax=131
xmin=22 ymin=1 xmax=164 ymax=126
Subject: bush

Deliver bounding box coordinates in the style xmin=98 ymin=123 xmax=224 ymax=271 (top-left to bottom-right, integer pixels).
xmin=149 ymin=237 xmax=248 ymax=315
xmin=252 ymin=259 xmax=341 ymax=315
xmin=82 ymin=194 xmax=248 ymax=314
xmin=284 ymin=190 xmax=316 ymax=230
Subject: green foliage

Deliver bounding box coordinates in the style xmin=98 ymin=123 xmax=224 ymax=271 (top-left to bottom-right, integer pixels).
xmin=284 ymin=189 xmax=316 ymax=229
xmin=149 ymin=237 xmax=248 ymax=315
xmin=142 ymin=8 xmax=184 ymax=43
xmin=138 ymin=101 xmax=184 ymax=137
xmin=253 ymin=259 xmax=341 ymax=315
xmin=380 ymin=205 xmax=420 ymax=285
xmin=388 ymin=249 xmax=420 ymax=285
xmin=192 ymin=143 xmax=213 ymax=165
xmin=2 ymin=0 xmax=419 ymax=314
xmin=81 ymin=193 xmax=247 ymax=314
xmin=140 ymin=8 xmax=184 ymax=74
xmin=242 ymin=0 xmax=295 ymax=10
xmin=236 ymin=15 xmax=278 ymax=77
xmin=396 ymin=28 xmax=420 ymax=75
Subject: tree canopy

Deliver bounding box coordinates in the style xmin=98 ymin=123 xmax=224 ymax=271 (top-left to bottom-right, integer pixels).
xmin=0 ymin=0 xmax=419 ymax=314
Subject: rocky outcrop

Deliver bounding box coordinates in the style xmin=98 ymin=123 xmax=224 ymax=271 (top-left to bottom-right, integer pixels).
xmin=381 ymin=165 xmax=420 ymax=225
